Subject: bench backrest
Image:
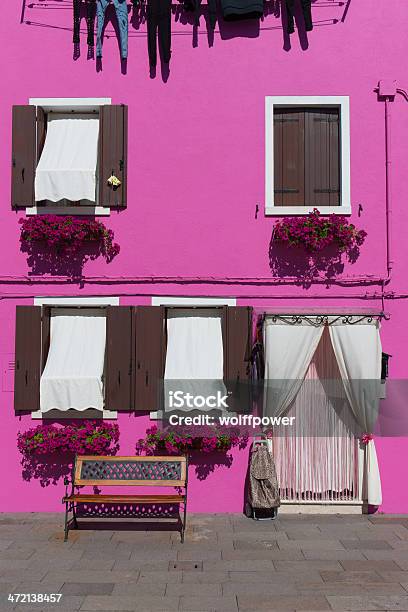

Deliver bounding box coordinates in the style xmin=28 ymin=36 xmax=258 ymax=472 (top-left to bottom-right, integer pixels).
xmin=73 ymin=455 xmax=187 ymax=487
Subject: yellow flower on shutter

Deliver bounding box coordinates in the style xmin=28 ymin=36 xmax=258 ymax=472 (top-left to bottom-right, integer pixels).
xmin=107 ymin=174 xmax=121 ymax=188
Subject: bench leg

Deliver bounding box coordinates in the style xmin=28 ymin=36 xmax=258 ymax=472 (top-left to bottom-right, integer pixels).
xmin=64 ymin=502 xmax=70 ymax=542
xmin=72 ymin=504 xmax=79 ymax=529
xmin=181 ymin=500 xmax=187 ymax=543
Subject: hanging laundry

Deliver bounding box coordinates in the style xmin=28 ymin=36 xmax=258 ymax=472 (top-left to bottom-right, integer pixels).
xmin=220 ymin=0 xmax=264 ymax=21
xmin=286 ymin=0 xmax=313 ymax=34
xmin=73 ymin=0 xmax=96 ymax=49
xmin=147 ymin=0 xmax=172 ymax=67
xmin=183 ymin=0 xmax=217 ymax=30
xmin=96 ymin=0 xmax=129 ymax=60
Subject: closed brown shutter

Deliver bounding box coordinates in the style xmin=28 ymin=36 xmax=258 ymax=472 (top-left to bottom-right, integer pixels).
xmin=14 ymin=306 xmax=42 ymax=413
xmin=134 ymin=306 xmax=165 ymax=412
xmin=225 ymin=306 xmax=253 ymax=381
xmin=11 ymin=106 xmax=36 ymax=209
xmin=98 ymin=104 xmax=128 ymax=208
xmin=105 ymin=306 xmax=133 ymax=412
xmin=223 ymin=306 xmax=252 ymax=414
xmin=41 ymin=306 xmax=51 ymax=372
xmin=305 ymin=108 xmax=340 ymax=207
xmin=36 ymin=106 xmax=47 ymax=162
xmin=274 ymin=109 xmax=305 ymax=206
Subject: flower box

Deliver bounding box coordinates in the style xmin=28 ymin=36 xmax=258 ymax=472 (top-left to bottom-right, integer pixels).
xmin=272 ymin=208 xmax=367 ymax=253
xmin=19 ymin=216 xmax=120 ymax=262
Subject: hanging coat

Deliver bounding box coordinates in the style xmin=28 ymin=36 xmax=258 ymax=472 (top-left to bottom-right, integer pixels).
xmin=248 ymin=445 xmax=280 ymax=509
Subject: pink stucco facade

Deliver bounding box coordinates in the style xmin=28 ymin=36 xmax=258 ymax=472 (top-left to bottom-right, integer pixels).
xmin=1 ymin=0 xmax=408 ymax=513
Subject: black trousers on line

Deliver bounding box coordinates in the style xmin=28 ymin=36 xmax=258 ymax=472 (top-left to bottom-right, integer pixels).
xmin=286 ymin=0 xmax=313 ymax=34
xmin=183 ymin=0 xmax=217 ymax=30
xmin=147 ymin=0 xmax=172 ymax=67
xmin=73 ymin=0 xmax=96 ymax=46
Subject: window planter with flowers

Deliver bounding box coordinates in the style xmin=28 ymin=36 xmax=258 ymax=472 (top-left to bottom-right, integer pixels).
xmin=136 ymin=425 xmax=248 ymax=480
xmin=19 ymin=216 xmax=120 ymax=278
xmin=17 ymin=422 xmax=119 ymax=486
xmin=269 ymin=208 xmax=367 ymax=283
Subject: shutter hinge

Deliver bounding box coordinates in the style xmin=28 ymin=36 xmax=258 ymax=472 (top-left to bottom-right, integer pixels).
xmin=12 ymin=158 xmax=16 ymax=168
xmin=119 ymin=159 xmax=124 ymax=171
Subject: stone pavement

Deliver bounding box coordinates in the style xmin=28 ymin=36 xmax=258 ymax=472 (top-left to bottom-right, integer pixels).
xmin=1 ymin=513 xmax=408 ymax=610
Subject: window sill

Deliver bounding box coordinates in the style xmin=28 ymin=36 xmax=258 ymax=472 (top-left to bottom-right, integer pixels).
xmin=26 ymin=206 xmax=110 ymax=216
xmin=265 ymin=206 xmax=352 ymax=216
xmin=31 ymin=409 xmax=117 ymax=419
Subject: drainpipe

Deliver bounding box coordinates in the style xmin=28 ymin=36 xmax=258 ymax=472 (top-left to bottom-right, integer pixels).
xmin=376 ymin=80 xmax=397 ymax=281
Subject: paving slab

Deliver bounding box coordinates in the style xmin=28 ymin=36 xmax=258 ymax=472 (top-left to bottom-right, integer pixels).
xmin=179 ymin=595 xmax=238 ymax=611
xmin=327 ymin=594 xmax=408 ymax=610
xmin=237 ymin=594 xmax=330 ymax=610
xmin=80 ymin=595 xmax=180 ymax=611
xmin=320 ymin=570 xmax=385 ymax=583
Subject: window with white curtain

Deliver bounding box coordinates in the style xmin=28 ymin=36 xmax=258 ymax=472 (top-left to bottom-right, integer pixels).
xmin=40 ymin=308 xmax=106 ymax=414
xmin=164 ymin=308 xmax=226 ymax=412
xmin=35 ymin=114 xmax=100 ymax=204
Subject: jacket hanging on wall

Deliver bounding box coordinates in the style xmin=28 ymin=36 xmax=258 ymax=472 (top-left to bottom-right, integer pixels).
xmin=220 ymin=0 xmax=264 ymax=21
xmin=147 ymin=0 xmax=172 ymax=67
xmin=247 ymin=444 xmax=280 ymax=511
xmin=286 ymin=0 xmax=313 ymax=34
xmin=73 ymin=0 xmax=96 ymax=49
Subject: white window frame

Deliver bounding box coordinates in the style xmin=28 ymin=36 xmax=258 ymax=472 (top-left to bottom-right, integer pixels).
xmin=150 ymin=296 xmax=237 ymax=419
xmin=151 ymin=296 xmax=237 ymax=307
xmin=265 ymin=96 xmax=351 ymax=216
xmin=27 ymin=97 xmax=112 ymax=217
xmin=31 ymin=295 xmax=119 ymax=420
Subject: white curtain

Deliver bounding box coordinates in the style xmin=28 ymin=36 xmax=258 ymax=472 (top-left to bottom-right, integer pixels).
xmin=164 ymin=309 xmax=225 ymax=412
xmin=272 ymin=328 xmax=360 ymax=501
xmin=263 ymin=319 xmax=324 ymax=416
xmin=329 ymin=323 xmax=382 ymax=506
xmin=40 ymin=309 xmax=106 ymax=413
xmin=35 ymin=114 xmax=99 ymax=203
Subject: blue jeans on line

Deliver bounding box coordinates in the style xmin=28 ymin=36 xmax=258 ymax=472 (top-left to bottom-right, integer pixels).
xmin=96 ymin=0 xmax=128 ymax=59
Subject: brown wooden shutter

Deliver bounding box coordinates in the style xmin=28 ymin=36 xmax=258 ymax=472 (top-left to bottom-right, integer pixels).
xmin=41 ymin=306 xmax=51 ymax=372
xmin=36 ymin=106 xmax=47 ymax=162
xmin=14 ymin=306 xmax=42 ymax=413
xmin=305 ymin=108 xmax=340 ymax=207
xmin=11 ymin=106 xmax=36 ymax=209
xmin=223 ymin=306 xmax=252 ymax=414
xmin=134 ymin=306 xmax=165 ymax=412
xmin=225 ymin=307 xmax=252 ymax=381
xmin=274 ymin=109 xmax=305 ymax=206
xmin=105 ymin=306 xmax=133 ymax=412
xmin=98 ymin=104 xmax=128 ymax=208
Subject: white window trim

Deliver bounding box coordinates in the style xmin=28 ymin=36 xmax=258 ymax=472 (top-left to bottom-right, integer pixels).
xmin=265 ymin=96 xmax=351 ymax=216
xmin=152 ymin=296 xmax=237 ymax=307
xmin=150 ymin=296 xmax=237 ymax=419
xmin=27 ymin=97 xmax=112 ymax=217
xmin=32 ymin=295 xmax=119 ymax=420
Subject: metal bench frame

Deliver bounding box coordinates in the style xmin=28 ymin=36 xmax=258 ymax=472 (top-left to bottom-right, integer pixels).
xmin=62 ymin=455 xmax=188 ymax=542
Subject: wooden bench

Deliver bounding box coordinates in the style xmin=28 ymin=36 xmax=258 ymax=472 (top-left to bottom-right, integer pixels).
xmin=62 ymin=455 xmax=188 ymax=542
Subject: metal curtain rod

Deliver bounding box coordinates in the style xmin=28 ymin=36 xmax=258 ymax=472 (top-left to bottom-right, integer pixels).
xmin=262 ymin=312 xmax=389 ymax=326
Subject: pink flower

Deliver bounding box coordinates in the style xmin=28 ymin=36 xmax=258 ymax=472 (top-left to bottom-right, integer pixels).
xmin=360 ymin=433 xmax=373 ymax=445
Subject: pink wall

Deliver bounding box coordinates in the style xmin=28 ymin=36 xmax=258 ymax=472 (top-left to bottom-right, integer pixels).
xmin=0 ymin=0 xmax=408 ymax=512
